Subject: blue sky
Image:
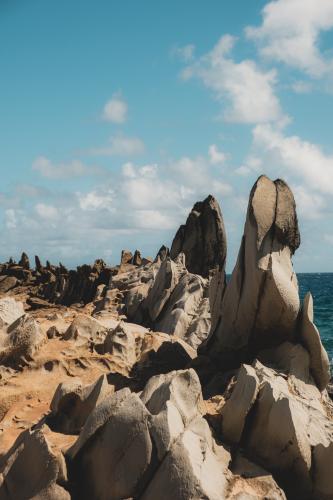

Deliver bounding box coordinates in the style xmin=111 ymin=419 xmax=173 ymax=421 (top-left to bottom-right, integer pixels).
xmin=1 ymin=0 xmax=333 ymax=272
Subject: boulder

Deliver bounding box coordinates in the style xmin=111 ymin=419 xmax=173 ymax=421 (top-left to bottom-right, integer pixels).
xmin=220 ymin=360 xmax=333 ymax=499
xmin=0 ymin=314 xmax=45 ymax=367
xmin=170 ymin=194 xmax=227 ymax=278
xmin=49 ymin=375 xmax=112 ymax=434
xmin=0 ymin=276 xmax=18 ymax=293
xmin=68 ymin=370 xmax=233 ymax=500
xmin=0 ymin=425 xmax=70 ymax=499
xmin=68 ymin=388 xmax=153 ymax=500
xmin=63 ymin=314 xmax=108 ymax=346
xmin=103 ymin=322 xmax=143 ymax=372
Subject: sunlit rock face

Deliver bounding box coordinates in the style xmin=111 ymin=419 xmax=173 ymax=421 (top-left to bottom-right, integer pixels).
xmin=205 ymin=175 xmax=301 ymax=365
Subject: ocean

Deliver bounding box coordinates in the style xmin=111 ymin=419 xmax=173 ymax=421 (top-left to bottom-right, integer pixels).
xmin=298 ymin=273 xmax=333 ymax=364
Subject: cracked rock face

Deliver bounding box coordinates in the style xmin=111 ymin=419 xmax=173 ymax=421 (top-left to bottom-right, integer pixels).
xmin=219 ymin=360 xmax=333 ymax=499
xmin=206 ymin=176 xmax=301 ymax=364
xmin=67 ymin=370 xmax=231 ymax=500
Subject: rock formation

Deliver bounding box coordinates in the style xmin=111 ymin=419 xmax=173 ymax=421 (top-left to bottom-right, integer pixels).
xmin=204 ymin=175 xmax=301 ymax=366
xmin=0 ymin=174 xmax=331 ymax=500
xmin=170 ymin=194 xmax=227 ymax=278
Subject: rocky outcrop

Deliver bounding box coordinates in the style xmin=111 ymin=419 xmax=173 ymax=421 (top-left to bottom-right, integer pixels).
xmin=0 ymin=173 xmax=331 ymax=500
xmin=205 ymin=176 xmax=301 ymax=366
xmin=0 ymin=424 xmax=70 ymax=499
xmin=49 ymin=375 xmax=112 ymax=434
xmin=63 ymin=314 xmax=108 ymax=346
xmin=67 ymin=370 xmax=230 ymax=500
xmin=170 ymin=195 xmax=227 ymax=279
xmin=299 ymin=292 xmax=330 ymax=391
xmin=219 ymin=360 xmax=333 ymax=499
xmin=0 ymin=314 xmax=45 ymax=367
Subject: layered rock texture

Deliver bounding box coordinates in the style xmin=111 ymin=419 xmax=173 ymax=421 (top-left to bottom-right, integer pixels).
xmin=0 ymin=175 xmax=331 ymax=500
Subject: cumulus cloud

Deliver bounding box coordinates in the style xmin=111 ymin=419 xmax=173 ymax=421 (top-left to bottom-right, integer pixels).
xmin=293 ymin=185 xmax=326 ymax=219
xmin=182 ymin=34 xmax=284 ymax=124
xmin=102 ymin=93 xmax=128 ymax=123
xmin=252 ymin=124 xmax=333 ymax=195
xmin=208 ymin=144 xmax=227 ymax=164
xmin=89 ymin=134 xmax=145 ymax=157
xmin=78 ymin=190 xmax=114 ymax=211
xmin=35 ymin=203 xmax=59 ymax=220
xmin=1 ymin=149 xmax=234 ymax=265
xmin=32 ymin=156 xmax=103 ymax=179
xmin=246 ymin=0 xmax=333 ymax=77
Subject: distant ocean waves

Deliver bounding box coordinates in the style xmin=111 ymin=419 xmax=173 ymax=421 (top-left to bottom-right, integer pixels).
xmin=298 ymin=273 xmax=333 ymax=366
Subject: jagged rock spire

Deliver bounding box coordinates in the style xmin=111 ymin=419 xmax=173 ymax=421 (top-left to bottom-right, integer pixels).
xmin=170 ymin=194 xmax=227 ymax=278
xmin=206 ymin=175 xmax=301 ymax=364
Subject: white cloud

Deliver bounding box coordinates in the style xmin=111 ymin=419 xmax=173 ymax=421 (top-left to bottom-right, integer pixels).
xmin=208 ymin=144 xmax=227 ymax=164
xmin=32 ymin=156 xmax=102 ymax=179
xmin=122 ymin=162 xmax=136 ymax=178
xmin=5 ymin=209 xmax=17 ymax=229
xmin=293 ymin=185 xmax=326 ymax=219
xmin=78 ymin=190 xmax=114 ymax=211
xmin=246 ymin=0 xmax=333 ymax=77
xmin=35 ymin=203 xmax=59 ymax=220
xmin=89 ymin=134 xmax=145 ymax=157
xmin=253 ymin=124 xmax=333 ymax=194
xmin=102 ymin=93 xmax=128 ymax=123
xmin=183 ymin=34 xmax=284 ymax=124
xmin=172 ymin=44 xmax=195 ymax=62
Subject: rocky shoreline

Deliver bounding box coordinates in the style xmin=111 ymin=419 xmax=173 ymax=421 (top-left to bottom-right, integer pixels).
xmin=0 ymin=175 xmax=332 ymax=499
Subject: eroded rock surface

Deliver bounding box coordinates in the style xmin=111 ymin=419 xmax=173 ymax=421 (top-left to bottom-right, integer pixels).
xmin=0 ymin=174 xmax=331 ymax=500
xmin=205 ymin=176 xmax=301 ymax=366
xmin=170 ymin=195 xmax=227 ymax=278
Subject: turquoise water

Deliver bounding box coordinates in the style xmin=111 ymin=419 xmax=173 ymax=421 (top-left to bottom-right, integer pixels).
xmin=298 ymin=273 xmax=333 ymax=364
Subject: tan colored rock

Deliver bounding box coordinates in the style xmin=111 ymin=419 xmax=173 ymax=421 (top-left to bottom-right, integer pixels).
xmin=50 ymin=375 xmax=112 ymax=434
xmin=68 ymin=388 xmax=153 ymax=500
xmin=62 ymin=314 xmax=108 ymax=346
xmin=207 ymin=176 xmax=300 ymax=363
xmin=144 ymin=255 xmax=186 ymax=322
xmin=0 ymin=314 xmax=45 ymax=367
xmin=220 ymin=364 xmax=259 ymax=444
xmin=0 ymin=424 xmax=70 ymax=499
xmin=156 ymin=272 xmax=209 ymax=348
xmin=300 ymin=292 xmax=330 ymax=391
xmin=225 ymin=360 xmax=333 ymax=499
xmin=229 ymin=453 xmax=286 ymax=500
xmin=0 ymin=298 xmax=24 ymax=329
